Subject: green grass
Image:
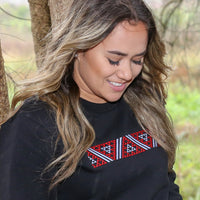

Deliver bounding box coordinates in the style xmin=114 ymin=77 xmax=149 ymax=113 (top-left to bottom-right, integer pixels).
xmin=166 ymin=82 xmax=200 ymax=200
xmin=167 ymin=82 xmax=200 ymax=128
xmin=174 ymin=133 xmax=200 ymax=200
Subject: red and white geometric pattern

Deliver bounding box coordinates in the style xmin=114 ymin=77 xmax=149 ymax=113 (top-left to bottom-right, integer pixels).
xmin=87 ymin=130 xmax=158 ymax=168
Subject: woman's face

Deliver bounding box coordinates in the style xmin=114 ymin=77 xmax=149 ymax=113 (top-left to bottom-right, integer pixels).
xmin=73 ymin=21 xmax=148 ymax=103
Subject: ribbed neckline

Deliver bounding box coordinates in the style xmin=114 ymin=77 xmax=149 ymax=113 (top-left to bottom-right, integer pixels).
xmin=79 ymin=98 xmax=122 ymax=113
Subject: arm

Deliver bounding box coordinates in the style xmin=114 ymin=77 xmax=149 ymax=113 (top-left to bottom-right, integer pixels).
xmin=0 ymin=111 xmax=57 ymax=200
xmin=168 ymin=169 xmax=183 ymax=200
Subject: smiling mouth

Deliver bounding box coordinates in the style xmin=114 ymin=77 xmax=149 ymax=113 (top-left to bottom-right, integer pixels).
xmin=108 ymin=81 xmax=127 ymax=92
xmin=109 ymin=81 xmax=123 ymax=87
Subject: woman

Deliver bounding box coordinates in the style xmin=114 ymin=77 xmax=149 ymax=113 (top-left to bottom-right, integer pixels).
xmin=0 ymin=0 xmax=182 ymax=199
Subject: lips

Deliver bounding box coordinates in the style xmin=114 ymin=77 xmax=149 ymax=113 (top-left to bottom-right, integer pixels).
xmin=109 ymin=81 xmax=123 ymax=87
xmin=108 ymin=81 xmax=126 ymax=92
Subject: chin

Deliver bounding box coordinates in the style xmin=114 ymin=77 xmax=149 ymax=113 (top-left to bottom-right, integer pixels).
xmin=105 ymin=95 xmax=123 ymax=103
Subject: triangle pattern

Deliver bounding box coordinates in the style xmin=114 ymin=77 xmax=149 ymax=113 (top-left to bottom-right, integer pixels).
xmin=92 ymin=139 xmax=116 ymax=160
xmin=87 ymin=152 xmax=107 ymax=168
xmin=122 ymin=136 xmax=145 ymax=159
xmin=126 ymin=144 xmax=136 ymax=153
xmin=138 ymin=133 xmax=148 ymax=141
xmin=101 ymin=145 xmax=111 ymax=154
xmin=87 ymin=130 xmax=158 ymax=168
xmin=88 ymin=155 xmax=97 ymax=165
xmin=131 ymin=130 xmax=153 ymax=148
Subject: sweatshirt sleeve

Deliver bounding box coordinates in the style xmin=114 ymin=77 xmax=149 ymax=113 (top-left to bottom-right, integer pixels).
xmin=168 ymin=170 xmax=183 ymax=200
xmin=0 ymin=109 xmax=57 ymax=200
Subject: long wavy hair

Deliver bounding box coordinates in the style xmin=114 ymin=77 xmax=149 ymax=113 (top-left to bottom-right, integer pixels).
xmin=10 ymin=0 xmax=177 ymax=189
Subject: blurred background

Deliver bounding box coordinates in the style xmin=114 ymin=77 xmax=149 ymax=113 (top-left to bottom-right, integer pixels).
xmin=0 ymin=0 xmax=200 ymax=199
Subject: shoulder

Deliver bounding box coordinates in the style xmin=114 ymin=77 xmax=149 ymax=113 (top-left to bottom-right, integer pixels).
xmin=2 ymin=97 xmax=56 ymax=133
xmin=16 ymin=97 xmax=55 ymax=128
xmin=0 ymin=98 xmax=58 ymax=153
xmin=0 ymin=99 xmax=58 ymax=198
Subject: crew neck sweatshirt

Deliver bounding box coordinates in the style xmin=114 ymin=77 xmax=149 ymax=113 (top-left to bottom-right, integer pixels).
xmin=0 ymin=98 xmax=182 ymax=200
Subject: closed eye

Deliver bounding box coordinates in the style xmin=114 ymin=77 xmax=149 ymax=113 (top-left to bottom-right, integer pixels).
xmin=132 ymin=60 xmax=143 ymax=65
xmin=108 ymin=59 xmax=120 ymax=66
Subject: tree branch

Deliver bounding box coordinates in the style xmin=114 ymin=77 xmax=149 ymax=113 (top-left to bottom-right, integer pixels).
xmin=0 ymin=6 xmax=30 ymax=21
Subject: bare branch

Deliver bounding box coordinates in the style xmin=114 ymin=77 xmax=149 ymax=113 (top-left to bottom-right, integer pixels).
xmin=5 ymin=70 xmax=17 ymax=85
xmin=160 ymin=0 xmax=184 ymax=37
xmin=0 ymin=6 xmax=30 ymax=21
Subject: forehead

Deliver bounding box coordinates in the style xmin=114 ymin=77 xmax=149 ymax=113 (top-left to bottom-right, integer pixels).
xmin=101 ymin=20 xmax=148 ymax=54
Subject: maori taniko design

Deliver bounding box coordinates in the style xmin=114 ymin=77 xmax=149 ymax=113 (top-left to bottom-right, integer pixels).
xmin=87 ymin=130 xmax=158 ymax=168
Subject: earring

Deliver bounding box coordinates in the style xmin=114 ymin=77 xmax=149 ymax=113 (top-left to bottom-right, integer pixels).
xmin=74 ymin=53 xmax=78 ymax=58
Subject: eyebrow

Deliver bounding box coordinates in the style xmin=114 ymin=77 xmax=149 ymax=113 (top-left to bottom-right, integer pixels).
xmin=107 ymin=50 xmax=146 ymax=57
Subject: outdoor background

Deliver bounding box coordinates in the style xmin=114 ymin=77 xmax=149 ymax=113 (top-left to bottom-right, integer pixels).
xmin=0 ymin=0 xmax=200 ymax=199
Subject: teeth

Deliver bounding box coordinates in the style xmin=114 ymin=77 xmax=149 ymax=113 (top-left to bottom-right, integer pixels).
xmin=110 ymin=81 xmax=123 ymax=86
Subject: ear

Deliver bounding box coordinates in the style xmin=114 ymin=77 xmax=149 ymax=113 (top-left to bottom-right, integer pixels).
xmin=77 ymin=51 xmax=85 ymax=59
xmin=73 ymin=52 xmax=84 ymax=68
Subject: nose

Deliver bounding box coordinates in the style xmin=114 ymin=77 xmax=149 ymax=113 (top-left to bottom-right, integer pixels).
xmin=116 ymin=62 xmax=133 ymax=81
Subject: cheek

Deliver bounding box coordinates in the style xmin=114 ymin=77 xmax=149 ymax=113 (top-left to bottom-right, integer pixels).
xmin=85 ymin=58 xmax=113 ymax=79
xmin=133 ymin=66 xmax=143 ymax=77
xmin=80 ymin=49 xmax=115 ymax=81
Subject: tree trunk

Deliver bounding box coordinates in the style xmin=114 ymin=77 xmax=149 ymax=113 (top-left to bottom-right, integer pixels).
xmin=48 ymin=0 xmax=73 ymax=26
xmin=28 ymin=0 xmax=73 ymax=68
xmin=28 ymin=0 xmax=51 ymax=68
xmin=0 ymin=42 xmax=9 ymax=123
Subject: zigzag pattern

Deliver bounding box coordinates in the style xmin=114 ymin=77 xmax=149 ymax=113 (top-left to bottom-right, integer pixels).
xmin=87 ymin=130 xmax=158 ymax=168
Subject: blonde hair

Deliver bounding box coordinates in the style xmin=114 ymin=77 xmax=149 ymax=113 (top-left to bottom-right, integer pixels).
xmin=10 ymin=0 xmax=177 ymax=189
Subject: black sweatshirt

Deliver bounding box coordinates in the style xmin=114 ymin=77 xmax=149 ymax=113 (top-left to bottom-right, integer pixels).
xmin=0 ymin=98 xmax=182 ymax=200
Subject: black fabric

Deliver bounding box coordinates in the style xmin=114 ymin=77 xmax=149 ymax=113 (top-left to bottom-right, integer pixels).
xmin=0 ymin=98 xmax=182 ymax=200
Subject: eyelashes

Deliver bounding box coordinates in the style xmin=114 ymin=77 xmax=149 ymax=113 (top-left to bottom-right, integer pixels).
xmin=108 ymin=59 xmax=120 ymax=66
xmin=132 ymin=60 xmax=143 ymax=65
xmin=108 ymin=58 xmax=143 ymax=66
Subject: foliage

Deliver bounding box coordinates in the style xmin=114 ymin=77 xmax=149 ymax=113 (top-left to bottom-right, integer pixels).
xmin=166 ymin=82 xmax=200 ymax=200
xmin=167 ymin=82 xmax=200 ymax=127
xmin=174 ymin=132 xmax=200 ymax=200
